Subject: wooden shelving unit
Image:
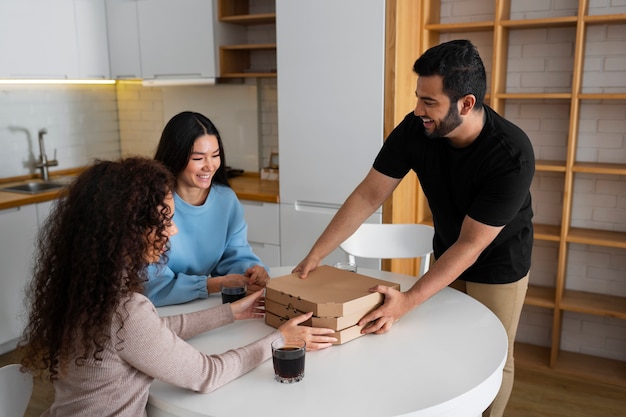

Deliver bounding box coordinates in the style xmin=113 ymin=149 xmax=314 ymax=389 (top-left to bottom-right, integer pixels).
xmin=217 ymin=0 xmax=276 ymax=78
xmin=413 ymin=0 xmax=626 ymax=386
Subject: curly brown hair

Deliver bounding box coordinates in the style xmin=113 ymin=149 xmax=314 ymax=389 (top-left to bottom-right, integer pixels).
xmin=19 ymin=158 xmax=175 ymax=381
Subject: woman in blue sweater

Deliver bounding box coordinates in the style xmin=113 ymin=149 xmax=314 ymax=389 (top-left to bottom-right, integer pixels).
xmin=146 ymin=111 xmax=270 ymax=306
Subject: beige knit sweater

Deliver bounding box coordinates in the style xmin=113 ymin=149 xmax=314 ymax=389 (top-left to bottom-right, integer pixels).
xmin=41 ymin=293 xmax=281 ymax=417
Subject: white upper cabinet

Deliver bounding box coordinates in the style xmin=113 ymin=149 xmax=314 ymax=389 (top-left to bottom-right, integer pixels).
xmin=75 ymin=0 xmax=111 ymax=79
xmin=105 ymin=0 xmax=142 ymax=79
xmin=106 ymin=0 xmax=243 ymax=81
xmin=0 ymin=0 xmax=109 ymax=79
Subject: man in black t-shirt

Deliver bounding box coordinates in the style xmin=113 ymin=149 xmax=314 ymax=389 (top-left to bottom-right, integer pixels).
xmin=293 ymin=40 xmax=534 ymax=417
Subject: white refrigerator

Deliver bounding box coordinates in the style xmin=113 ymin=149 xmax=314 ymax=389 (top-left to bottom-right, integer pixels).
xmin=276 ymin=0 xmax=386 ymax=268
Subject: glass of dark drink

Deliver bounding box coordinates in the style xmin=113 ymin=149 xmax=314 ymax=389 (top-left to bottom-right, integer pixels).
xmin=220 ymin=277 xmax=247 ymax=304
xmin=271 ymin=338 xmax=306 ymax=383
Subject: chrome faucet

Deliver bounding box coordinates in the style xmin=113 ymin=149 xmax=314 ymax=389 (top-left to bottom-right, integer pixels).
xmin=35 ymin=128 xmax=58 ymax=181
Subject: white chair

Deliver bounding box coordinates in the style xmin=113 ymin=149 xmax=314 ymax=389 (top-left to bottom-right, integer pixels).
xmin=0 ymin=364 xmax=33 ymax=417
xmin=339 ymin=223 xmax=435 ymax=277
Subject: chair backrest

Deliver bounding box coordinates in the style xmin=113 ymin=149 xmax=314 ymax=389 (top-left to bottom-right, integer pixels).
xmin=339 ymin=223 xmax=435 ymax=277
xmin=0 ymin=364 xmax=33 ymax=417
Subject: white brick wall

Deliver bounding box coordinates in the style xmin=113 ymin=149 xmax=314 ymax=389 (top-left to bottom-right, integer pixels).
xmin=572 ymin=174 xmax=626 ymax=232
xmin=0 ymin=85 xmax=120 ymax=178
xmin=258 ymin=78 xmax=279 ymax=168
xmin=583 ymin=24 xmax=626 ymax=93
xmin=115 ymin=81 xmax=164 ymax=158
xmin=507 ymin=27 xmax=576 ymax=94
xmin=562 ymin=312 xmax=626 ymax=361
xmin=440 ymin=0 xmax=494 ymax=23
xmin=505 ymin=100 xmax=570 ymax=161
xmin=517 ymin=305 xmax=553 ymax=347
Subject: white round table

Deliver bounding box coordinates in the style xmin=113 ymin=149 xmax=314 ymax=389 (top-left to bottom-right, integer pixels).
xmin=148 ymin=267 xmax=507 ymax=417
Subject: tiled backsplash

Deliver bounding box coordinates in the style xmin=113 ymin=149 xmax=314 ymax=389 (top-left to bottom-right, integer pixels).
xmin=0 ymin=84 xmax=120 ymax=178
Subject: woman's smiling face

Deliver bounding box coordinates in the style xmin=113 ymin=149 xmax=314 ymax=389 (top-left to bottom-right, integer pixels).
xmin=179 ymin=134 xmax=222 ymax=191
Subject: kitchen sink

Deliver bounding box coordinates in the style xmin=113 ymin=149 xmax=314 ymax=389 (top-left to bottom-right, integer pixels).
xmin=0 ymin=181 xmax=67 ymax=194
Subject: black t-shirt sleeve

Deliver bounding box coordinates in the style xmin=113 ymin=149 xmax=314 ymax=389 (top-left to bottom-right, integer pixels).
xmin=373 ymin=113 xmax=419 ymax=179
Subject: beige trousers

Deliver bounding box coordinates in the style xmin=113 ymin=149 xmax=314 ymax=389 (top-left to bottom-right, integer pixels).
xmin=449 ymin=275 xmax=528 ymax=417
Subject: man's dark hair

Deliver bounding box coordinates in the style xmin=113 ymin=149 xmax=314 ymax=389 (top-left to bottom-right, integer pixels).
xmin=413 ymin=39 xmax=486 ymax=109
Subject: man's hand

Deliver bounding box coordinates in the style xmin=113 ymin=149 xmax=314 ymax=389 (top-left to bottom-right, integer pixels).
xmin=358 ymin=285 xmax=414 ymax=334
xmin=291 ymin=255 xmax=322 ymax=279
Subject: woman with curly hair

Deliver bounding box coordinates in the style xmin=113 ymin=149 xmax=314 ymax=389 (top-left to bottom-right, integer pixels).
xmin=19 ymin=157 xmax=336 ymax=417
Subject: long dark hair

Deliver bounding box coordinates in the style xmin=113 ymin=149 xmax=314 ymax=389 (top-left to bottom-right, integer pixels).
xmin=413 ymin=39 xmax=486 ymax=109
xmin=19 ymin=158 xmax=175 ymax=381
xmin=154 ymin=111 xmax=231 ymax=188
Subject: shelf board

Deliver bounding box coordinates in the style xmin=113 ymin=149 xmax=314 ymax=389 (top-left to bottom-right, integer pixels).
xmin=567 ymin=227 xmax=626 ymax=249
xmin=501 ymin=15 xmax=578 ymax=29
xmin=220 ymin=43 xmax=277 ymax=51
xmin=219 ymin=13 xmax=276 ymax=25
xmin=556 ymin=349 xmax=626 ymax=387
xmin=535 ymin=160 xmax=566 ymax=172
xmin=534 ymin=223 xmax=561 ymax=242
xmin=561 ymin=289 xmax=626 ymax=319
xmin=573 ymin=162 xmax=626 ymax=175
xmin=220 ymin=72 xmax=276 ymax=78
xmin=578 ymin=93 xmax=626 ymax=100
xmin=584 ymin=13 xmax=626 ymax=25
xmin=525 ymin=285 xmax=556 ymax=308
xmin=497 ymin=92 xmax=571 ymax=100
xmin=424 ymin=21 xmax=494 ymax=33
xmin=515 ymin=342 xmax=626 ymax=387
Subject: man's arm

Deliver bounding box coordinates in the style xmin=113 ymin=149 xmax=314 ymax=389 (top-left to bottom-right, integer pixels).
xmin=359 ymin=215 xmax=504 ymax=334
xmin=293 ymin=168 xmax=402 ymax=277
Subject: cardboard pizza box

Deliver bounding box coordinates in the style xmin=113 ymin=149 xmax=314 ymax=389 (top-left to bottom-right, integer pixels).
xmin=265 ymin=265 xmax=400 ymax=317
xmin=265 ymin=311 xmax=367 ymax=345
xmin=265 ymin=298 xmax=380 ymax=331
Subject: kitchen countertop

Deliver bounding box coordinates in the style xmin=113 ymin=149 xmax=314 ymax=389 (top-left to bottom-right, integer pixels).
xmin=0 ymin=169 xmax=279 ymax=211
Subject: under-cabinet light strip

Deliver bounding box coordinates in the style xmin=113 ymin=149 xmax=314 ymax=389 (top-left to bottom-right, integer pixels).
xmin=0 ymin=79 xmax=116 ymax=85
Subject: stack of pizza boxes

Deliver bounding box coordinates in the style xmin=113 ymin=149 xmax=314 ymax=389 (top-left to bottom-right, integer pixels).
xmin=265 ymin=265 xmax=400 ymax=344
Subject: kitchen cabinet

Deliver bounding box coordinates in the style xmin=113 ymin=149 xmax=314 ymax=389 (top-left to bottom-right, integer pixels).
xmin=74 ymin=0 xmax=111 ymax=79
xmin=0 ymin=205 xmax=38 ymax=354
xmin=0 ymin=0 xmax=109 ymax=79
xmin=276 ymin=0 xmax=385 ymax=267
xmin=104 ymin=0 xmax=141 ymax=79
xmin=105 ymin=0 xmax=243 ymax=81
xmin=241 ymin=200 xmax=280 ymax=268
xmin=411 ymin=0 xmax=626 ymax=385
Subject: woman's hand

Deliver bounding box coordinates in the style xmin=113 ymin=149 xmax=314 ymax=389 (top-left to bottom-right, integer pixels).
xmin=230 ymin=290 xmax=265 ymax=320
xmin=278 ymin=312 xmax=337 ymax=351
xmin=244 ymin=265 xmax=270 ymax=292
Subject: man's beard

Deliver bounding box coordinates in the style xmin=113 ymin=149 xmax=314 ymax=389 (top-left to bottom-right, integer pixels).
xmin=425 ymin=103 xmax=462 ymax=138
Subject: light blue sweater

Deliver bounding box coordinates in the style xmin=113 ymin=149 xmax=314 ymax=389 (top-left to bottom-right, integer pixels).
xmin=145 ymin=185 xmax=266 ymax=306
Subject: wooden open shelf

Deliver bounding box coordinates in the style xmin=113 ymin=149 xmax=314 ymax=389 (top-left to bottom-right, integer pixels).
xmin=411 ymin=0 xmax=626 ymax=385
xmin=567 ymin=227 xmax=626 ymax=249
xmin=561 ymin=289 xmax=626 ymax=319
xmin=220 ymin=44 xmax=277 ymax=78
xmin=219 ymin=13 xmax=275 ymax=25
xmin=515 ymin=342 xmax=626 ymax=387
xmin=533 ymin=223 xmax=561 ymax=242
xmin=217 ymin=0 xmax=276 ymax=78
xmin=535 ymin=160 xmax=566 ymax=173
xmin=525 ymin=285 xmax=556 ymax=308
xmin=572 ymin=162 xmax=626 ymax=176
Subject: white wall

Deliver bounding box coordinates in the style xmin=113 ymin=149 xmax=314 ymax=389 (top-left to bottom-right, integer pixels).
xmin=115 ymin=79 xmax=278 ymax=171
xmin=0 ymin=84 xmax=120 ymax=178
